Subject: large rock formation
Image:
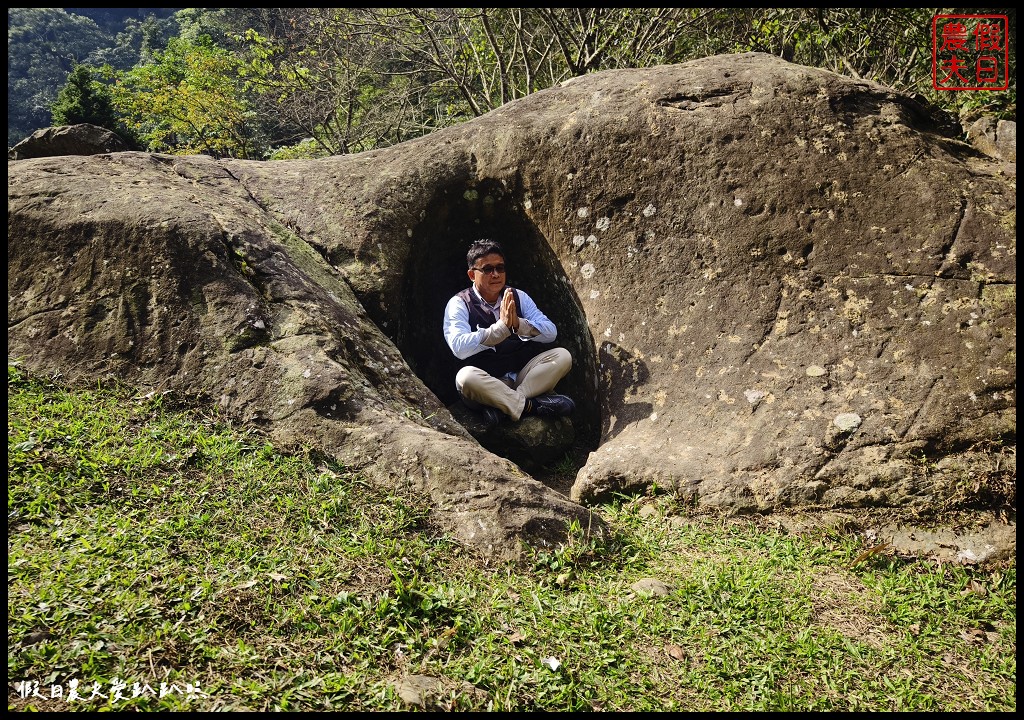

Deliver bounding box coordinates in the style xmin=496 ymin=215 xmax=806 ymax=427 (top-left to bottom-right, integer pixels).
xmin=8 ymin=122 xmax=131 ymax=160
xmin=8 ymin=53 xmax=1015 ymax=561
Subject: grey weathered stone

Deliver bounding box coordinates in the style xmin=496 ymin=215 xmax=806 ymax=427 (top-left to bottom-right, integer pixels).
xmin=7 ymin=53 xmax=1015 ymax=562
xmin=445 ymin=401 xmax=575 ymax=473
xmin=833 ymin=413 xmax=863 ymax=432
xmin=393 ymin=674 xmax=441 ymax=708
xmin=995 ymin=120 xmax=1017 ymax=162
xmin=630 ymin=578 xmax=673 ymax=597
xmin=965 ymin=116 xmax=1017 ymax=163
xmin=8 ymin=123 xmax=130 ymax=160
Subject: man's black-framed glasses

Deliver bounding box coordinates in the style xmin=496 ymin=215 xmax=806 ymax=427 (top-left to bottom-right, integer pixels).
xmin=471 ymin=263 xmax=506 ymax=275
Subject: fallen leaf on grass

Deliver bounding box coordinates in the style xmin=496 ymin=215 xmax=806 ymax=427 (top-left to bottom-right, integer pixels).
xmin=849 ymin=543 xmax=890 ymax=568
xmin=423 ymin=627 xmax=458 ymax=661
xmin=961 ymin=580 xmax=987 ymax=597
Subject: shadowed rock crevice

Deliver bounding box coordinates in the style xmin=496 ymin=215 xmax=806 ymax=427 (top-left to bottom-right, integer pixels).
xmin=389 ymin=178 xmax=601 ymax=459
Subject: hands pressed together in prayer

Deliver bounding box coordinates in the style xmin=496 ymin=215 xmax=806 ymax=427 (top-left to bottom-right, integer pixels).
xmin=500 ymin=287 xmax=519 ymax=333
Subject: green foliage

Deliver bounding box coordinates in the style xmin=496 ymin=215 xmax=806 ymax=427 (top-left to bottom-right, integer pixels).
xmin=81 ymin=11 xmax=181 ymax=70
xmin=109 ymin=35 xmax=265 ymax=158
xmin=8 ymin=8 xmax=1017 ymax=157
xmin=7 ymin=8 xmax=110 ymax=146
xmin=267 ymin=138 xmax=330 ymax=160
xmin=50 ymin=65 xmax=120 ymax=133
xmin=732 ymin=8 xmax=1015 ymax=122
xmin=233 ymin=13 xmax=432 ymax=156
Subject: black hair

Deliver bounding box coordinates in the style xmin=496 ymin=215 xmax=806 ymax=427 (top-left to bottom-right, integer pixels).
xmin=466 ymin=239 xmax=505 ymax=268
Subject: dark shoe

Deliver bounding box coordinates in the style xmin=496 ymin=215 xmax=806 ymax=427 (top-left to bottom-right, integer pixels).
xmin=480 ymin=406 xmax=503 ymax=429
xmin=529 ymin=393 xmax=575 ymax=418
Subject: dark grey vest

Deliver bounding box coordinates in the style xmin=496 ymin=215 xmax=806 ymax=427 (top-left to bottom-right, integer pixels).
xmin=457 ymin=287 xmax=548 ymax=377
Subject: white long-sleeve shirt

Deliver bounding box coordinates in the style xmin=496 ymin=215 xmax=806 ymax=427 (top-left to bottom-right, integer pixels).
xmin=443 ymin=285 xmax=557 ymax=361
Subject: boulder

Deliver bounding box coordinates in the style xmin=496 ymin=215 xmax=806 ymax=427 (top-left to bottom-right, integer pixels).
xmin=8 ymin=53 xmax=1015 ymax=561
xmin=964 ymin=116 xmax=1017 ymax=164
xmin=8 ymin=123 xmax=130 ymax=160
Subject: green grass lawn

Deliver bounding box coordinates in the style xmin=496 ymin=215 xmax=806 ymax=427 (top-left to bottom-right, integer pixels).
xmin=7 ymin=361 xmax=1016 ymax=711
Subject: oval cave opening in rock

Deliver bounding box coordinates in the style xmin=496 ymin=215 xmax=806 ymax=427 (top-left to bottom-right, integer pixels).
xmin=395 ymin=180 xmax=600 ymax=481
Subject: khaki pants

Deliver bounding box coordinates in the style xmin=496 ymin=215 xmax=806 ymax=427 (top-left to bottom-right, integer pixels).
xmin=456 ymin=347 xmax=572 ymax=420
